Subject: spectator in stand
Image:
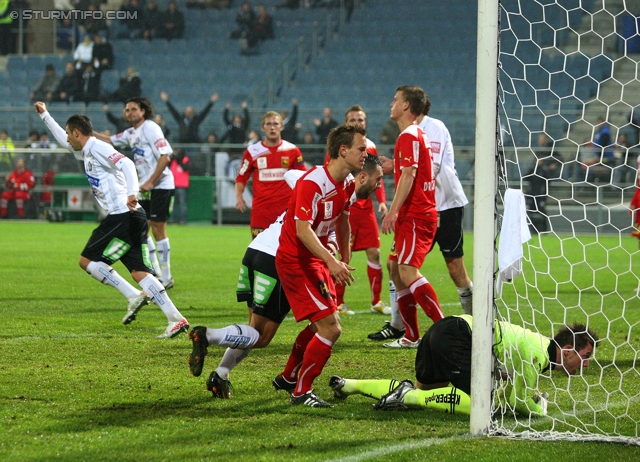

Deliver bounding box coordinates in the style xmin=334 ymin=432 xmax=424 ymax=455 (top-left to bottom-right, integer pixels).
xmin=92 ymin=32 xmax=114 ymax=71
xmin=56 ymin=17 xmax=78 ymax=52
xmin=275 ymin=0 xmax=299 ymax=9
xmin=300 ymin=130 xmax=323 ymax=163
xmin=160 ymin=91 xmax=218 ymax=143
xmin=1 ymin=157 xmax=35 ymax=218
xmin=101 ymin=67 xmax=141 ymax=103
xmin=73 ymin=33 xmax=94 ymax=71
xmin=379 ymin=119 xmax=400 ymax=145
xmin=81 ymin=3 xmax=108 ymax=37
xmin=253 ymin=4 xmax=274 ymax=41
xmin=313 ymin=106 xmax=338 ymax=144
xmin=280 ymin=98 xmax=300 ymax=143
xmin=51 ymin=61 xmax=80 ymax=103
xmin=590 ymin=117 xmax=614 ymax=182
xmin=221 ymin=101 xmax=250 ymax=146
xmin=613 ymin=133 xmax=633 ymax=184
xmin=154 ymin=114 xmax=171 ymax=139
xmin=26 ymin=131 xmax=57 ymax=171
xmin=143 ymin=0 xmax=163 ymax=40
xmin=115 ymin=0 xmax=145 ymax=39
xmin=186 ymin=0 xmax=206 ymax=9
xmin=0 ymin=129 xmax=16 ymax=172
xmin=24 ymin=130 xmax=39 ymax=148
xmin=103 ymin=105 xmax=130 ymax=133
xmin=29 ymin=64 xmax=61 ymax=103
xmin=246 ymin=129 xmax=260 ymax=146
xmin=170 ymin=149 xmax=190 ymax=224
xmin=229 ymin=1 xmax=256 ymax=39
xmin=78 ymin=63 xmax=101 ymax=105
xmin=160 ymin=0 xmax=185 ymax=41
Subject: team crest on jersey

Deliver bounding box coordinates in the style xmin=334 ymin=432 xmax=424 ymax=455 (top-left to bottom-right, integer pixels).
xmin=281 ymin=157 xmax=289 ymax=168
xmin=317 ymin=280 xmax=331 ymax=299
xmin=296 ymin=155 xmax=303 ymax=165
xmin=257 ymin=157 xmax=268 ymax=169
xmin=324 ymin=201 xmax=333 ymax=219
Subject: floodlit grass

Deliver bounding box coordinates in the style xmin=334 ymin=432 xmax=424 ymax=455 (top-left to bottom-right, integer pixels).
xmin=1 ymin=221 xmax=638 ymax=460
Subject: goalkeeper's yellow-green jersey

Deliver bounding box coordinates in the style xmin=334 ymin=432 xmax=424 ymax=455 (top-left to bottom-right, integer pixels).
xmin=458 ymin=315 xmax=550 ymax=416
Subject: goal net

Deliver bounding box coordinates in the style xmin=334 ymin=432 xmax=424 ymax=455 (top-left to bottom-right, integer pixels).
xmin=487 ymin=0 xmax=640 ymax=444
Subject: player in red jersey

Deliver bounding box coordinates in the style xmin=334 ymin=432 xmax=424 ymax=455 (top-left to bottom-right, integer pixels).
xmin=235 ymin=110 xmax=306 ymax=239
xmin=274 ymin=124 xmax=383 ymax=408
xmin=323 ymin=105 xmax=389 ymax=315
xmin=380 ymin=86 xmax=444 ymax=349
xmin=1 ymin=158 xmax=35 ymax=218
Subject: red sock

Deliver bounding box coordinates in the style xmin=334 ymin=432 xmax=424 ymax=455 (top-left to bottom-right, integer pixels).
xmin=0 ymin=207 xmax=6 ymax=217
xmin=367 ymin=261 xmax=383 ymax=304
xmin=17 ymin=207 xmax=24 ymax=217
xmin=334 ymin=282 xmax=345 ymax=306
xmin=281 ymin=325 xmax=315 ymax=381
xmin=409 ymin=277 xmax=444 ymax=323
xmin=397 ymin=289 xmax=420 ymax=341
xmin=294 ymin=334 xmax=333 ymax=396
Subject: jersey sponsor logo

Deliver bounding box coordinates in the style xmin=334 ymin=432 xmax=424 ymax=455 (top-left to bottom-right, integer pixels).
xmin=430 ymin=141 xmax=441 ymax=155
xmin=257 ymin=157 xmax=268 ymax=169
xmin=424 ymin=392 xmax=461 ymax=406
xmin=238 ymin=159 xmax=250 ymax=176
xmin=86 ymin=173 xmax=100 ymax=188
xmin=315 ymin=219 xmax=337 ymax=236
xmin=154 ymin=138 xmax=167 ymax=149
xmin=258 ymin=168 xmax=287 ymax=181
xmin=412 ymin=140 xmax=420 ymax=162
xmin=108 ymin=152 xmax=126 ymax=164
xmin=281 ymin=157 xmax=289 ymax=168
xmin=324 ymin=201 xmax=333 ymax=219
xmin=132 ymin=146 xmax=145 ymax=158
xmin=423 ymin=180 xmax=436 ymax=191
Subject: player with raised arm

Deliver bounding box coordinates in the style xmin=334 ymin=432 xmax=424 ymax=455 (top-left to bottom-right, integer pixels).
xmin=94 ymin=97 xmax=176 ymax=290
xmin=324 ymin=105 xmax=390 ymax=316
xmin=235 ymin=110 xmax=306 ymax=240
xmin=379 ymin=86 xmax=444 ymax=349
xmin=188 ymin=156 xmax=383 ymax=398
xmin=35 ymin=102 xmax=189 ymax=339
xmin=272 ymin=123 xmax=371 ymax=408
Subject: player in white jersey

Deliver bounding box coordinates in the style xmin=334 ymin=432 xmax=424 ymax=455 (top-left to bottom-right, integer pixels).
xmin=35 ymin=102 xmax=189 ymax=339
xmin=94 ymin=97 xmax=176 ymax=290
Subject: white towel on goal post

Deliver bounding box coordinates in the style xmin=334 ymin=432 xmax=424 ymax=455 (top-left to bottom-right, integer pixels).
xmin=497 ymin=188 xmax=531 ymax=297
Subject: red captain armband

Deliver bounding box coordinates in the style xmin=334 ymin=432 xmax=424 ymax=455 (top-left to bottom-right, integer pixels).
xmin=108 ymin=152 xmax=126 ymax=164
xmin=154 ymin=138 xmax=168 ymax=149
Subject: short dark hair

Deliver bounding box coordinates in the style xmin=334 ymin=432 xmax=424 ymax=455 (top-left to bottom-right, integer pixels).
xmin=344 ymin=104 xmax=366 ymax=121
xmin=553 ymin=323 xmax=599 ymax=351
xmin=423 ymin=94 xmax=432 ymax=116
xmin=362 ymin=153 xmax=382 ymax=176
xmin=126 ymin=97 xmax=154 ymax=120
xmin=326 ymin=123 xmax=367 ymax=160
xmin=45 ymin=63 xmax=55 ymax=72
xmin=65 ymin=114 xmax=93 ymax=136
xmin=396 ymin=85 xmax=427 ymax=116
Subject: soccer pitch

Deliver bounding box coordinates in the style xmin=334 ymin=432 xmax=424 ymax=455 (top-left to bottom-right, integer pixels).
xmin=1 ymin=221 xmax=638 ymax=461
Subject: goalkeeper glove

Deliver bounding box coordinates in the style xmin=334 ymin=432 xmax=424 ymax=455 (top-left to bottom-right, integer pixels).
xmin=532 ymin=392 xmax=549 ymax=416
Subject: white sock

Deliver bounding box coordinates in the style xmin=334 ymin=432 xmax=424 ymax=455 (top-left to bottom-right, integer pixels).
xmin=147 ymin=236 xmax=162 ymax=277
xmin=216 ymin=347 xmax=251 ymax=380
xmin=206 ymin=324 xmax=260 ymax=349
xmin=87 ymin=261 xmax=140 ymax=299
xmin=156 ymin=238 xmax=172 ymax=282
xmin=138 ymin=274 xmax=183 ymax=322
xmin=389 ymin=280 xmax=403 ymax=329
xmin=457 ymin=282 xmax=473 ymax=315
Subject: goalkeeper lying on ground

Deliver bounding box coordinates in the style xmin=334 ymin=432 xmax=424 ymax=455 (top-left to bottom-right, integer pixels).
xmin=330 ymin=315 xmax=598 ymax=416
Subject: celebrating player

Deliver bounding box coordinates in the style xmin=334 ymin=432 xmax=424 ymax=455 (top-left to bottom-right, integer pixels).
xmin=35 ymin=102 xmax=189 ymax=339
xmin=235 ymin=110 xmax=306 ymax=239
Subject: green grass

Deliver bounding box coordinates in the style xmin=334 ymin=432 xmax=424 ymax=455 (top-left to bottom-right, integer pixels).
xmin=1 ymin=221 xmax=639 ymax=461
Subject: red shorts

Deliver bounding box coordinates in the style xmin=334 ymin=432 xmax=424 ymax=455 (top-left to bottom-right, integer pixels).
xmin=276 ymin=258 xmax=337 ymax=322
xmin=349 ymin=206 xmax=380 ymax=251
xmin=394 ymin=215 xmax=437 ymax=268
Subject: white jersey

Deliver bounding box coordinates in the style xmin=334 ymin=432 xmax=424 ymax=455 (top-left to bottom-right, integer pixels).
xmin=418 ymin=116 xmax=468 ymax=211
xmin=40 ymin=111 xmax=139 ymax=215
xmin=111 ymin=119 xmax=174 ymax=190
xmin=248 ymin=211 xmax=285 ymax=257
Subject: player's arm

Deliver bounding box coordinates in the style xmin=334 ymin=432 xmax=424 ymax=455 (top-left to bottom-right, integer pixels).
xmin=381 ymin=165 xmax=416 ymax=234
xmin=114 ymin=154 xmax=139 ymax=212
xmin=140 ymin=154 xmax=170 ymax=192
xmin=140 ymin=125 xmax=172 ymax=191
xmin=296 ymin=219 xmax=354 ymax=286
xmin=235 ymin=152 xmax=252 ymax=212
xmin=34 ymin=102 xmax=78 ymax=157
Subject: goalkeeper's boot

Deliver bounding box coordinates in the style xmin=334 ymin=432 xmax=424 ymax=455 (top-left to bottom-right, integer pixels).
xmin=272 ymin=374 xmax=297 ymax=393
xmin=188 ymin=326 xmax=208 ymax=377
xmin=328 ymin=375 xmax=348 ymax=400
xmin=123 ymin=293 xmax=149 ymax=325
xmin=206 ymin=371 xmax=232 ymax=399
xmin=373 ymin=379 xmax=416 ymax=411
xmin=290 ymin=390 xmax=333 ymax=408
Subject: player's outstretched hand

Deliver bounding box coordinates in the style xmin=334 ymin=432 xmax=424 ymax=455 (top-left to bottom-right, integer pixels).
xmin=160 ymin=91 xmax=169 ymax=102
xmin=328 ymin=259 xmax=355 ymax=286
xmin=34 ymin=101 xmax=47 ymax=114
xmin=211 ymin=93 xmax=219 ymax=103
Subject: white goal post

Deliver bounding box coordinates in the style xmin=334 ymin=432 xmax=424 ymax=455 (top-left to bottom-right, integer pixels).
xmin=471 ymin=0 xmax=640 ymax=445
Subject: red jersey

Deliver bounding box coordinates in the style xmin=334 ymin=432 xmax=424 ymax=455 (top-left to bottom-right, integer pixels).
xmin=277 ymin=166 xmax=355 ymax=264
xmin=323 ymin=138 xmax=386 ymax=210
xmin=236 ymin=140 xmax=306 ymax=229
xmin=6 ymin=167 xmax=35 ymax=192
xmin=394 ymin=124 xmax=436 ymax=220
